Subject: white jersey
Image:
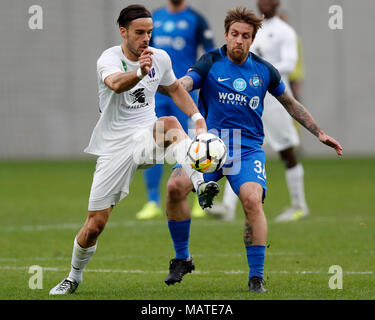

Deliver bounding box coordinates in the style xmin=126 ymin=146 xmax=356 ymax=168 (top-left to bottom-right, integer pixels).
xmin=84 ymin=45 xmax=176 ymax=156
xmin=251 ymin=16 xmax=297 ymax=89
xmin=251 ymin=16 xmax=300 ymax=151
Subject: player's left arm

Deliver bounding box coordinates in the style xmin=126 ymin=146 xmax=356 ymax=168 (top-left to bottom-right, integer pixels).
xmin=276 ymin=91 xmax=343 ymax=155
xmin=161 ymin=80 xmax=206 ymax=135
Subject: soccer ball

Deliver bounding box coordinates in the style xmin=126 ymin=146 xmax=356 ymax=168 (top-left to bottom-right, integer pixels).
xmin=188 ymin=133 xmax=227 ymax=173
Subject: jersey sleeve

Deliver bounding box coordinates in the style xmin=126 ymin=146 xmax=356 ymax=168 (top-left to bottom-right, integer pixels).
xmin=97 ymin=52 xmax=123 ymax=82
xmin=267 ymin=63 xmax=286 ymax=97
xmin=159 ymin=50 xmax=177 ymax=86
xmin=195 ymin=12 xmax=215 ymax=52
xmin=189 ymin=48 xmax=221 ymax=86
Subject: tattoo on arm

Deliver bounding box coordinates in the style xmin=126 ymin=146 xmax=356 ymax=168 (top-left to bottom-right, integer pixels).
xmin=276 ymin=92 xmax=321 ymax=137
xmin=179 ymin=75 xmax=194 ymax=92
xmin=244 ymin=222 xmax=253 ymax=246
xmin=171 ymin=167 xmax=183 ymax=178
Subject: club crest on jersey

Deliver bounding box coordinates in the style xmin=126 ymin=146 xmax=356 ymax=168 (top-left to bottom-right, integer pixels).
xmin=249 ymin=75 xmax=263 ymax=88
xmin=249 ymin=96 xmax=260 ymax=110
xmin=233 ymin=78 xmax=247 ymax=92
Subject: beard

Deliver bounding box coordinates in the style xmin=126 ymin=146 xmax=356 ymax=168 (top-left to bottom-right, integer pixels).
xmin=228 ymin=47 xmax=248 ymax=64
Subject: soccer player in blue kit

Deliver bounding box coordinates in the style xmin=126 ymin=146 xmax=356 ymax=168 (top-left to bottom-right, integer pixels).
xmin=163 ymin=7 xmax=343 ymax=292
xmin=136 ymin=0 xmax=215 ymax=220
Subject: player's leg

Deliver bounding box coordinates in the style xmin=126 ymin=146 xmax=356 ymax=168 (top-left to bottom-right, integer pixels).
xmin=164 ymin=164 xmax=222 ymax=285
xmin=238 ymin=182 xmax=267 ymax=292
xmin=164 ymin=166 xmax=196 ymax=285
xmin=136 ymin=97 xmax=171 ymax=220
xmin=225 ymin=150 xmax=268 ymax=292
xmin=262 ymin=94 xmax=309 ymax=221
xmin=277 ymin=146 xmax=308 ymax=221
xmin=49 ymin=207 xmax=112 ymax=295
xmin=50 ymin=145 xmax=139 ymax=295
xmin=136 ymin=164 xmax=163 ymax=219
xmin=154 ymin=115 xmax=220 ymax=206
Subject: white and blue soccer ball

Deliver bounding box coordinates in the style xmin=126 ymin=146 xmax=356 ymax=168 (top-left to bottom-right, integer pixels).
xmin=188 ymin=133 xmax=227 ymax=173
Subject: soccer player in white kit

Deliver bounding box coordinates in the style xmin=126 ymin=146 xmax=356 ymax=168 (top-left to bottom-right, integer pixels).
xmin=49 ymin=5 xmax=219 ymax=295
xmin=207 ymin=0 xmax=309 ymax=222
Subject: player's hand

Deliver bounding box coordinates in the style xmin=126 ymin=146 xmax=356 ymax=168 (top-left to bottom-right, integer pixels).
xmin=139 ymin=49 xmax=153 ymax=76
xmin=318 ymin=132 xmax=343 ymax=156
xmin=194 ymin=118 xmax=207 ymax=136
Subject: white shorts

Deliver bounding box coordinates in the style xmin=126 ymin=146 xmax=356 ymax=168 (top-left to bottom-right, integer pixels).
xmin=88 ymin=123 xmax=165 ymax=211
xmin=262 ymin=93 xmax=300 ymax=152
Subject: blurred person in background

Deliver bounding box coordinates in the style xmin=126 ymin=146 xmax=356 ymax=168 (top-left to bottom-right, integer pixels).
xmin=207 ymin=0 xmax=309 ymax=222
xmin=135 ymin=0 xmax=215 ymax=220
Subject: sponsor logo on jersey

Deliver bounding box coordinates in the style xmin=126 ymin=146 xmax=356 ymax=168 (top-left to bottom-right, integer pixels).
xmin=148 ymin=67 xmax=156 ymax=78
xmin=218 ymin=92 xmax=248 ymax=106
xmin=249 ymin=75 xmax=263 ymax=88
xmin=218 ymin=77 xmax=231 ymax=82
xmin=177 ymin=20 xmax=189 ymax=30
xmin=249 ymin=96 xmax=260 ymax=110
xmin=233 ymin=78 xmax=247 ymax=92
xmin=130 ymin=88 xmax=146 ymax=104
xmin=153 ymin=36 xmax=186 ymax=50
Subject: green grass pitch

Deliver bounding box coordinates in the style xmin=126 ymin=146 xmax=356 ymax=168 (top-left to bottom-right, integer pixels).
xmin=0 ymin=158 xmax=374 ymax=300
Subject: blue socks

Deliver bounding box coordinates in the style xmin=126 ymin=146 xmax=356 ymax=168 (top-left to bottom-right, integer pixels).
xmin=246 ymin=245 xmax=266 ymax=279
xmin=143 ymin=164 xmax=163 ymax=204
xmin=168 ymin=219 xmax=191 ymax=260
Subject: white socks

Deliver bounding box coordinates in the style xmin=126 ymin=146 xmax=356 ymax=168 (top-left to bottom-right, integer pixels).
xmin=68 ymin=237 xmax=97 ymax=284
xmin=285 ymin=163 xmax=307 ymax=209
xmin=223 ymin=179 xmax=238 ymax=215
xmin=172 ymin=138 xmax=204 ymax=191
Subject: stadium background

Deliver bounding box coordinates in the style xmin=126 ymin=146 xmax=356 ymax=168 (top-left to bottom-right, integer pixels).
xmin=0 ymin=0 xmax=374 ymax=159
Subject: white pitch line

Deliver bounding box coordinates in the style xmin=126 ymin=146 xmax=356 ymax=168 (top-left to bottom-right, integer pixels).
xmin=1 ymin=216 xmax=373 ymax=232
xmin=0 ymin=266 xmax=372 ymax=275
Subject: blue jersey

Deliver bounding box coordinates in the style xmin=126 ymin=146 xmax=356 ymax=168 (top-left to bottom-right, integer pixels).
xmin=188 ymin=45 xmax=286 ymax=155
xmin=150 ymin=7 xmax=215 ymax=79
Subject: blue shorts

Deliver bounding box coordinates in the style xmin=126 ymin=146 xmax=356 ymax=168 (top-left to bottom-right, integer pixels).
xmin=173 ymin=148 xmax=267 ymax=201
xmin=203 ymin=149 xmax=267 ymax=201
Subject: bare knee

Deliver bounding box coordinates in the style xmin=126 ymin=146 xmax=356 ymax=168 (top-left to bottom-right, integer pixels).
xmin=241 ymin=194 xmax=263 ymax=217
xmin=166 ymin=169 xmax=192 ymax=203
xmin=81 ymin=210 xmax=110 ymax=243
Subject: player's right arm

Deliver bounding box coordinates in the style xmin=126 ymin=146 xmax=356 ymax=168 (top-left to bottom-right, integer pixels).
xmin=100 ymin=49 xmax=153 ymax=94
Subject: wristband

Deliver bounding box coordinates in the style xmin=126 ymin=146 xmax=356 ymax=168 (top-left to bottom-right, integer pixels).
xmin=191 ymin=112 xmax=204 ymax=122
xmin=137 ymin=68 xmax=146 ymax=79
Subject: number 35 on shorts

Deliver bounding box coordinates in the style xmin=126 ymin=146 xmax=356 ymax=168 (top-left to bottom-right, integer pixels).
xmin=254 ymin=160 xmax=266 ymax=182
